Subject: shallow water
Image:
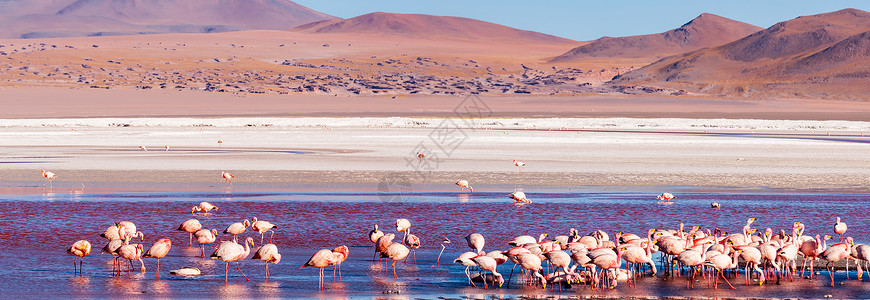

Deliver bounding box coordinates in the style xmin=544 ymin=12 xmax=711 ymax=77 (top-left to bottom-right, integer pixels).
xmin=3 ymin=188 xmax=870 ymax=299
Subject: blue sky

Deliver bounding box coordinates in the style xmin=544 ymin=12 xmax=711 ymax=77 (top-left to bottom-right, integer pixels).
xmin=293 ymin=1 xmax=870 ymax=41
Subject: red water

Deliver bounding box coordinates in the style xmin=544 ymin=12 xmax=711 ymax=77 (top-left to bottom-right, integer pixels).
xmin=3 ymin=188 xmax=870 ymax=298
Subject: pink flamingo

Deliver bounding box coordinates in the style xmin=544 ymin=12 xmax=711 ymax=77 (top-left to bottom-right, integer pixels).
xmin=301 ymin=248 xmax=338 ymax=290
xmin=211 ymin=237 xmax=255 ymax=284
xmin=705 ymin=248 xmax=741 ymax=289
xmin=251 ymin=217 xmax=278 ymax=244
xmin=252 ymin=243 xmax=281 ymax=280
xmin=404 ymin=232 xmax=421 ymax=263
xmin=224 ymin=219 xmax=251 ymax=242
xmin=437 ymin=238 xmax=451 ymax=265
xmin=331 ymin=245 xmax=349 ymax=281
xmin=834 ymin=217 xmax=848 ymax=241
xmin=455 ymin=180 xmax=473 ymax=193
xmin=509 ymin=191 xmax=531 ymax=203
xmin=395 ymin=218 xmax=411 ymax=243
xmin=656 ymin=192 xmax=675 ymax=202
xmin=735 ymin=245 xmax=765 ymax=285
xmin=143 ymin=238 xmax=172 ymax=278
xmin=799 ymin=234 xmax=831 ymax=279
xmin=117 ymin=243 xmax=146 ymax=273
xmin=369 ymin=224 xmax=384 ymax=259
xmin=375 ymin=233 xmax=395 ymax=264
xmin=512 ymin=160 xmax=525 ymax=173
xmin=517 ymin=253 xmax=546 ymax=288
xmin=41 ymin=170 xmax=56 ymax=187
xmin=100 ymin=224 xmax=122 ymax=240
xmin=191 ymin=201 xmax=219 ymax=213
xmin=382 ymin=243 xmax=410 ymax=279
xmin=466 ymin=233 xmax=485 ymax=253
xmin=821 ymin=237 xmax=854 ymax=287
xmin=194 ymin=228 xmax=218 ymax=257
xmin=455 ymin=252 xmax=480 ymax=286
xmin=221 ymin=171 xmax=234 ymax=186
xmin=67 ymin=240 xmax=91 ymax=275
xmin=472 ymin=254 xmax=504 ymax=289
xmin=177 ymin=219 xmax=202 ymax=246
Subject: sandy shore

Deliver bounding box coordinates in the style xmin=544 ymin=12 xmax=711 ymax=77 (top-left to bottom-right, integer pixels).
xmin=2 ymin=117 xmax=870 ymax=192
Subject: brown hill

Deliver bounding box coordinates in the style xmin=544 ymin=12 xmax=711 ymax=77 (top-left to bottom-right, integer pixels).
xmin=551 ymin=13 xmax=762 ymax=62
xmin=0 ymin=0 xmax=334 ymax=38
xmin=293 ymin=12 xmax=574 ymax=43
xmin=611 ymin=8 xmax=870 ymax=100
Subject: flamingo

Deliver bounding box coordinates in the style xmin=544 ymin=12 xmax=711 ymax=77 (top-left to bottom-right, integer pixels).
xmin=455 ymin=180 xmax=473 ymax=193
xmin=117 ymin=243 xmax=146 ymax=273
xmin=517 ymin=253 xmax=546 ymax=288
xmin=711 ymin=202 xmax=722 ymax=208
xmin=375 ymin=234 xmax=395 ymax=265
xmin=854 ymin=244 xmax=870 ymax=281
xmin=116 ymin=221 xmax=138 ymax=238
xmin=395 ymin=218 xmax=411 ymax=241
xmin=735 ymin=245 xmax=765 ymax=285
xmin=251 ymin=217 xmax=278 ymax=244
xmin=512 ymin=160 xmax=525 ymax=173
xmin=821 ymin=237 xmax=854 ymax=287
xmin=177 ymin=219 xmax=202 ymax=246
xmin=590 ymin=246 xmax=622 ymax=289
xmin=404 ymin=232 xmax=421 ymax=263
xmin=41 ymin=170 xmax=56 ymax=187
xmin=66 ymin=240 xmax=91 ymax=275
xmin=834 ymin=217 xmax=848 ymax=241
xmin=472 ymin=254 xmax=504 ymax=289
xmin=252 ymin=243 xmax=281 ymax=280
xmin=100 ymin=224 xmax=122 ymax=240
xmin=211 ymin=237 xmax=255 ymax=284
xmin=369 ymin=224 xmax=384 ymax=259
xmin=705 ymin=248 xmax=741 ymax=289
xmin=331 ymin=245 xmax=349 ymax=281
xmin=301 ymin=249 xmax=338 ymax=290
xmin=509 ymin=191 xmax=531 ymax=203
xmin=382 ymin=243 xmax=410 ymax=279
xmin=455 ymin=252 xmax=480 ymax=286
xmin=544 ymin=250 xmax=573 ymax=279
xmin=224 ymin=219 xmax=251 ymax=242
xmin=799 ymin=234 xmax=831 ymax=279
xmin=221 ymin=171 xmax=234 ymax=186
xmin=218 ymin=139 xmax=223 ymax=147
xmin=191 ymin=201 xmax=219 ymax=213
xmin=143 ymin=238 xmax=172 ymax=278
xmin=466 ymin=233 xmax=485 ymax=253
xmin=139 ymin=145 xmax=148 ymax=151
xmin=194 ymin=228 xmax=218 ymax=257
xmin=436 ymin=238 xmax=451 ymax=265
xmin=656 ymin=193 xmax=675 ymax=202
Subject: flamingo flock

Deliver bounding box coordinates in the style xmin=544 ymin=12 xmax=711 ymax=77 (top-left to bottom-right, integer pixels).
xmin=438 ymin=217 xmax=869 ymax=291
xmin=55 ymin=172 xmax=868 ymax=294
xmin=66 ymin=210 xmax=281 ymax=283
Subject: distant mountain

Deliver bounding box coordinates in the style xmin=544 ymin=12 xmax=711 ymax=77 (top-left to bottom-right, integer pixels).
xmin=551 ymin=13 xmax=762 ymax=62
xmin=293 ymin=12 xmax=574 ymax=43
xmin=612 ymin=9 xmax=870 ymax=100
xmin=0 ymin=0 xmax=335 ymax=38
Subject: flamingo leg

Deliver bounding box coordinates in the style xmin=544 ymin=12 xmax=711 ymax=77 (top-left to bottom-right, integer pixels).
xmin=506 ymin=264 xmax=515 ymax=288
xmin=156 ymin=258 xmax=160 ymax=279
xmin=720 ymin=270 xmax=736 ymax=289
xmin=200 ymin=245 xmax=205 ymax=257
xmin=236 ymin=261 xmax=249 ymax=281
xmin=225 ymin=262 xmax=230 ymax=284
xmin=392 ymin=261 xmax=398 ymax=279
xmin=264 ymin=262 xmax=269 ymax=280
xmin=269 ymin=230 xmax=275 ymax=244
